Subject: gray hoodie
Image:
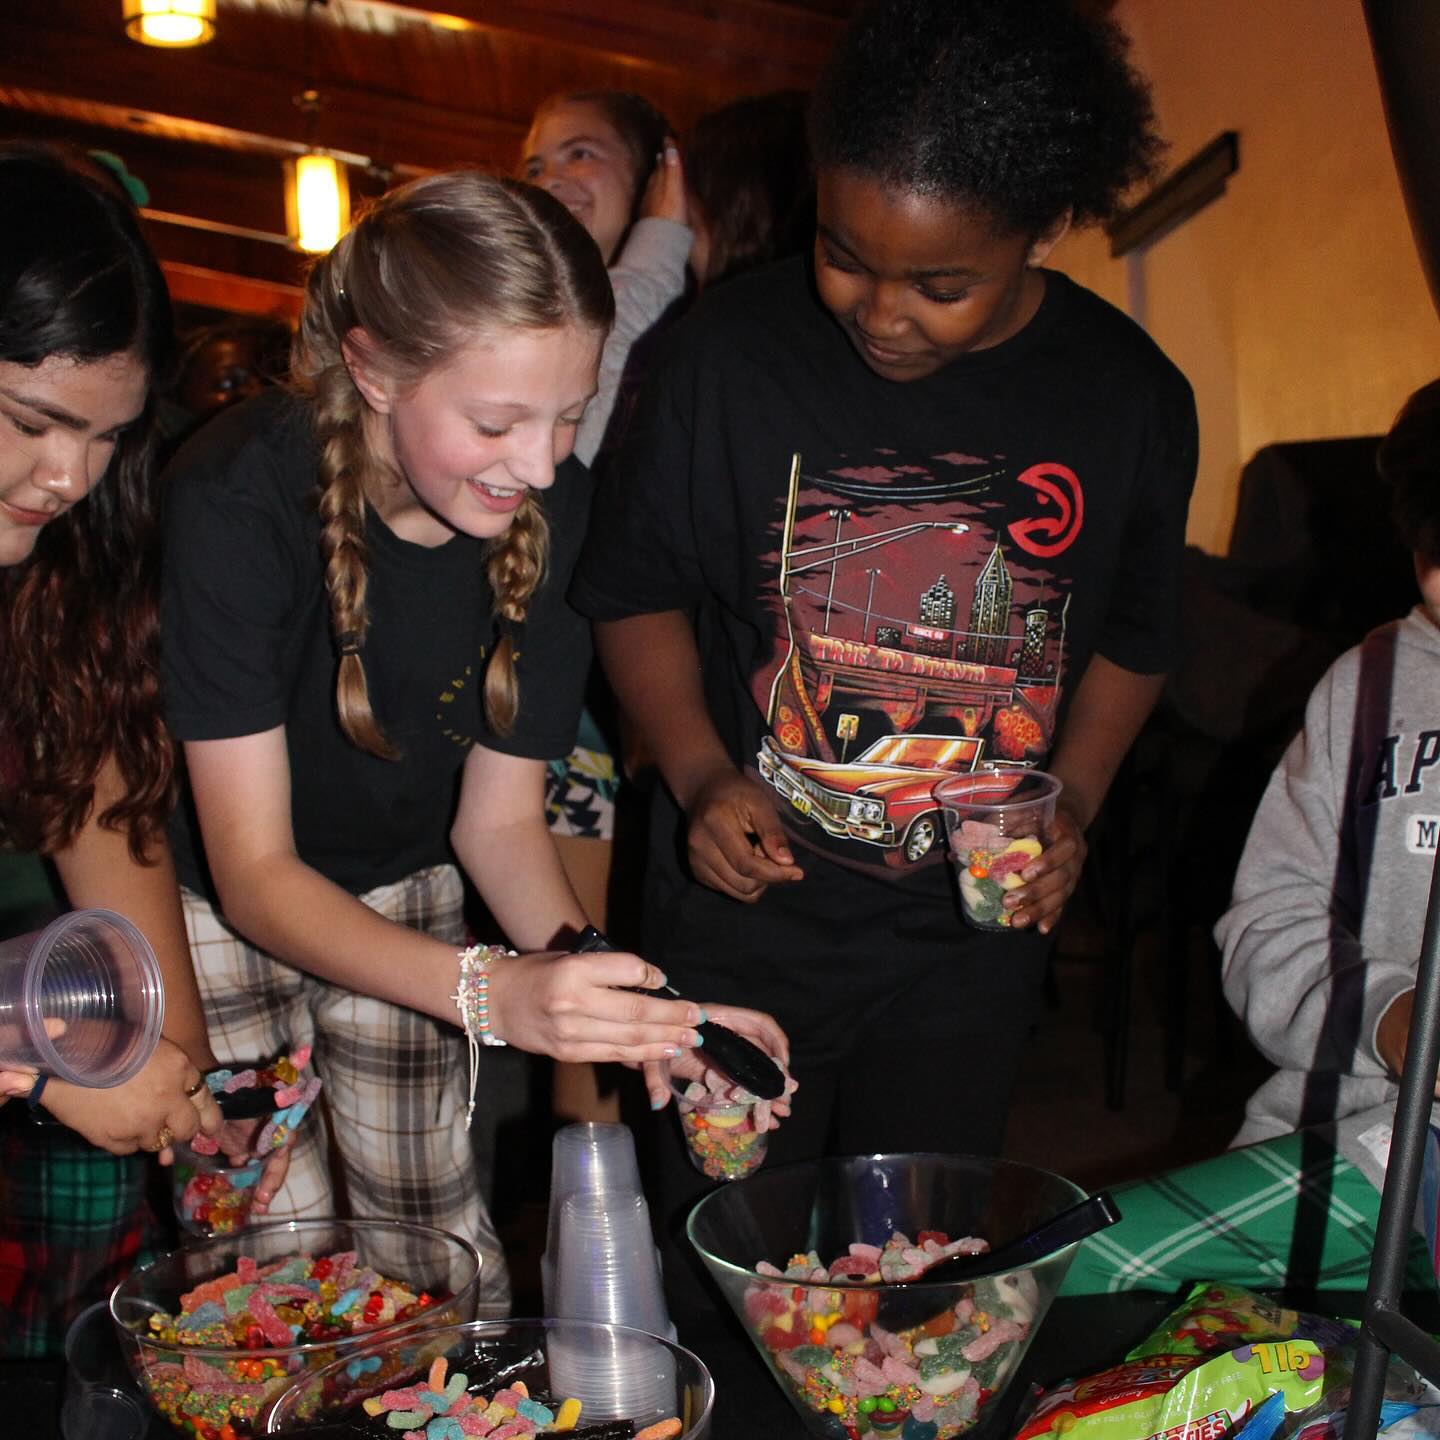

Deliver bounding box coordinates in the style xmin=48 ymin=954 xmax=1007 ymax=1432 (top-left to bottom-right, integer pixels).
xmin=1217 ymin=605 xmax=1440 ymax=1173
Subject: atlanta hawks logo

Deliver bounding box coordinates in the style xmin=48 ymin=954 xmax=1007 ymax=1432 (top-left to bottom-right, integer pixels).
xmin=1007 ymin=462 xmax=1084 ymax=558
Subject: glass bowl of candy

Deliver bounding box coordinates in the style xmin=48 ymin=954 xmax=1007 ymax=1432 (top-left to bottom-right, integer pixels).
xmin=687 ymin=1153 xmax=1085 ymax=1440
xmin=110 ymin=1217 xmax=481 ymax=1439
xmin=261 ymin=1316 xmax=714 ymax=1438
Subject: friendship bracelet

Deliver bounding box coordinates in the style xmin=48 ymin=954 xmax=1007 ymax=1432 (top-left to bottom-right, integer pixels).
xmin=452 ymin=944 xmax=512 ymax=1131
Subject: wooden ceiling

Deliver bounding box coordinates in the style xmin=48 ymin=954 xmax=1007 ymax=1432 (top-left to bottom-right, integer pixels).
xmin=0 ymin=0 xmax=856 ymax=318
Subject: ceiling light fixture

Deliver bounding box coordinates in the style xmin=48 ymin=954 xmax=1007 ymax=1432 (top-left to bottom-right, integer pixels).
xmin=283 ymin=3 xmax=351 ymax=256
xmin=285 ymin=149 xmax=350 ymax=254
xmin=123 ymin=0 xmax=216 ymax=47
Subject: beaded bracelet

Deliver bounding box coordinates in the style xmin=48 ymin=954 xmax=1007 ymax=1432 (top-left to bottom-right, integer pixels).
xmin=452 ymin=944 xmax=512 ymax=1131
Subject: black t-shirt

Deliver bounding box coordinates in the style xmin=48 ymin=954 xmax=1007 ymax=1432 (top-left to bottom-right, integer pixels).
xmin=572 ymin=257 xmax=1197 ymax=905
xmin=163 ymin=390 xmax=592 ymax=900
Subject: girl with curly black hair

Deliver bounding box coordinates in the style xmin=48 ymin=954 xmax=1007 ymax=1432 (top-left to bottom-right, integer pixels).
xmin=575 ymin=0 xmax=1198 ymax=1313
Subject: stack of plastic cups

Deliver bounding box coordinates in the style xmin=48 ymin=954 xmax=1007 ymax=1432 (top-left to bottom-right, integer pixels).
xmin=548 ymin=1190 xmax=677 ymax=1424
xmin=542 ymin=1122 xmax=671 ymax=1332
xmin=0 ymin=909 xmax=164 ymax=1088
xmin=543 ymin=1123 xmax=677 ymax=1424
xmin=60 ymin=1301 xmax=148 ymax=1440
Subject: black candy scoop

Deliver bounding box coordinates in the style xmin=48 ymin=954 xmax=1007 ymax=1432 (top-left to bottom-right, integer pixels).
xmin=576 ymin=925 xmax=787 ymax=1100
xmin=876 ymin=1191 xmax=1121 ymax=1332
xmin=213 ymin=1086 xmax=281 ymax=1120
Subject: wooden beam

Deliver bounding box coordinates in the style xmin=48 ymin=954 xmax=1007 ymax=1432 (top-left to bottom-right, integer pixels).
xmin=145 ymin=214 xmax=312 ymax=291
xmin=0 ymin=108 xmax=292 ymax=234
xmin=0 ymin=15 xmax=525 ymax=174
xmin=362 ymin=0 xmax=842 ymax=85
xmin=161 ymin=261 xmax=304 ymax=321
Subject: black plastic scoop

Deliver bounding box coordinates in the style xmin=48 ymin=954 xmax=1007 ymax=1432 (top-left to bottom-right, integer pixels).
xmin=875 ymin=1191 xmax=1121 ymax=1332
xmin=575 ymin=925 xmax=787 ymax=1100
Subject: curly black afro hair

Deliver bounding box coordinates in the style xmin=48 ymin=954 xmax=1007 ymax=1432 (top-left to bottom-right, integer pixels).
xmin=811 ymin=0 xmax=1163 ymax=237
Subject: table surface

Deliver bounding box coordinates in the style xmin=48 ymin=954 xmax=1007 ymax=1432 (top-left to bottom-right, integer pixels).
xmin=15 ymin=1287 xmax=1420 ymax=1439
xmin=1 ymin=1291 xmax=1183 ymax=1440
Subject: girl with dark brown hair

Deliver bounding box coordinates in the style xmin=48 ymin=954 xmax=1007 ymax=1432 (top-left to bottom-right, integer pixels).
xmin=161 ymin=170 xmax=785 ymax=1313
xmin=0 ymin=144 xmax=226 ymax=1354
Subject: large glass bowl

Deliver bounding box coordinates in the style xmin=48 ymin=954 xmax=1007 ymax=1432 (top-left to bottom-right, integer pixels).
xmin=262 ymin=1317 xmax=714 ymax=1437
xmin=110 ymin=1218 xmax=481 ymax=1438
xmin=687 ymin=1153 xmax=1086 ymax=1440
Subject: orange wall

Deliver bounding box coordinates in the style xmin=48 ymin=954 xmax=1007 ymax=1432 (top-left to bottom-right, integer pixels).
xmin=1052 ymin=0 xmax=1440 ymax=554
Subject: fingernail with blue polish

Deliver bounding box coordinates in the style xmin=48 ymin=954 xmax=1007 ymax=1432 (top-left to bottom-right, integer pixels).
xmin=698 ymin=1008 xmax=709 ymax=1025
xmin=650 ymin=1094 xmax=666 ymax=1110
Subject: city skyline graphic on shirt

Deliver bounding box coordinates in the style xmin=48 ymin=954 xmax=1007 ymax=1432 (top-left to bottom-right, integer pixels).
xmin=750 ymin=444 xmax=1085 ymax=871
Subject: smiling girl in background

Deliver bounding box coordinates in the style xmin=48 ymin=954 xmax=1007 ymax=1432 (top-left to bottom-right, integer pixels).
xmin=522 ymin=89 xmax=690 ymax=470
xmin=159 ymin=172 xmax=757 ymax=1314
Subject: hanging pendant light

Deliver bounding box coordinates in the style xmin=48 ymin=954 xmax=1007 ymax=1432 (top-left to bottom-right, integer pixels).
xmin=284 ymin=151 xmax=350 ymax=254
xmin=123 ymin=0 xmax=216 ymax=47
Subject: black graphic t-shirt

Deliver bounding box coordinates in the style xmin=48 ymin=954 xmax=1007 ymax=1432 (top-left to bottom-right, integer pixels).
xmin=574 ymin=257 xmax=1196 ymax=900
xmin=163 ymin=390 xmax=592 ymax=900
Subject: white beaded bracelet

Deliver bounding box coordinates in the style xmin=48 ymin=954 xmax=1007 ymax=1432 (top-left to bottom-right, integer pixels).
xmin=452 ymin=943 xmax=512 ymax=1130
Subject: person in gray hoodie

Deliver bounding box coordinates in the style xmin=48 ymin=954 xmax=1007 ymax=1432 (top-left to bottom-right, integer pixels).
xmin=1219 ymin=377 xmax=1440 ymax=1190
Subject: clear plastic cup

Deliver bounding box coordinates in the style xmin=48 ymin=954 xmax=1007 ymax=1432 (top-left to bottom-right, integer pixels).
xmin=934 ymin=769 xmax=1063 ymax=931
xmin=552 ymin=1189 xmax=672 ymax=1341
xmin=60 ymin=1301 xmax=148 ymax=1440
xmin=667 ymin=1064 xmax=770 ymax=1182
xmin=543 ymin=1122 xmax=646 ymax=1311
xmin=546 ymin=1317 xmax=679 ymax=1425
xmin=0 ymin=909 xmax=164 ymax=1086
xmin=171 ymin=1143 xmax=263 ymax=1238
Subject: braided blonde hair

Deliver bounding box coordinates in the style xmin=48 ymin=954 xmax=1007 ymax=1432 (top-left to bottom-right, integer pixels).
xmin=291 ymin=172 xmax=613 ymax=756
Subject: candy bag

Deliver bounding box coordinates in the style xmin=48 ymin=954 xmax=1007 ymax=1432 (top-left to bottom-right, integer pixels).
xmin=1015 ymin=1339 xmax=1328 ymax=1440
xmin=1127 ymin=1283 xmax=1357 ymax=1361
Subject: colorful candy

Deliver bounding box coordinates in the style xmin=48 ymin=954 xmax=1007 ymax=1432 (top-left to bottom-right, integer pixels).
xmin=137 ymin=1249 xmax=444 ymax=1438
xmin=302 ymin=1352 xmax=683 ymax=1439
xmin=673 ymin=1063 xmax=790 ymax=1181
xmin=951 ymin=821 xmax=1043 ymax=929
xmin=172 ymin=1148 xmax=264 ymax=1238
xmin=747 ymin=1231 xmax=1036 ymax=1438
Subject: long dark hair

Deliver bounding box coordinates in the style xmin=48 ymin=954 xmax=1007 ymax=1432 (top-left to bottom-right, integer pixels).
xmin=0 ymin=144 xmax=176 ymax=859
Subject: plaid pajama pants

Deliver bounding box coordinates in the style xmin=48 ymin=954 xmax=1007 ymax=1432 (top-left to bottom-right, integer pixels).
xmin=181 ymin=863 xmax=510 ymax=1316
xmin=0 ymin=1114 xmax=164 ymax=1358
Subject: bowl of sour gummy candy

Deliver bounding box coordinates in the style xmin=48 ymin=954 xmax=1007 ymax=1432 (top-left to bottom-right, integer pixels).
xmin=110 ymin=1218 xmax=480 ymax=1438
xmin=261 ymin=1317 xmax=715 ymax=1437
xmin=687 ymin=1154 xmax=1086 ymax=1440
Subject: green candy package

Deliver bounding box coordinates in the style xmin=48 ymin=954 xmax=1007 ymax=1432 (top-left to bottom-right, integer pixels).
xmin=1016 ymin=1283 xmax=1360 ymax=1440
xmin=1128 ymin=1284 xmax=1357 ymax=1361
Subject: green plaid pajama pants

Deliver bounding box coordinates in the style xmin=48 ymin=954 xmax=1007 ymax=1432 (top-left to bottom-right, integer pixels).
xmin=181 ymin=863 xmax=510 ymax=1316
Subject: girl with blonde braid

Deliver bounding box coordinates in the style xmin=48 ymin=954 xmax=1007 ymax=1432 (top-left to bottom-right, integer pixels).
xmin=161 ymin=171 xmax=786 ymax=1312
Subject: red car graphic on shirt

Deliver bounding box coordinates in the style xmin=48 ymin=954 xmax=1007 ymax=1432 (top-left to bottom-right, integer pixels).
xmin=757 ymin=732 xmax=986 ymax=865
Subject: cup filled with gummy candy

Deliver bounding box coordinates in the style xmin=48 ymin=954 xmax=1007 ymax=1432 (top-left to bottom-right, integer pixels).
xmin=172 ymin=1143 xmax=265 ymax=1239
xmin=662 ymin=1059 xmax=795 ymax=1183
xmin=687 ymin=1153 xmax=1087 ymax=1440
xmin=932 ymin=769 xmax=1061 ymax=931
xmin=110 ymin=1218 xmax=480 ymax=1438
xmin=260 ymin=1317 xmax=714 ymax=1438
